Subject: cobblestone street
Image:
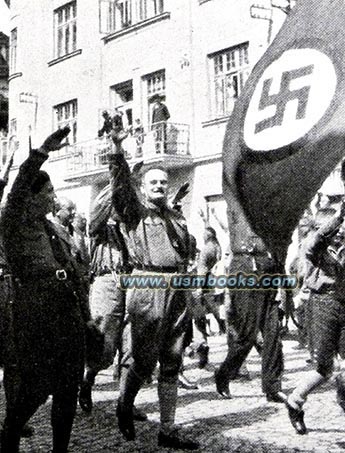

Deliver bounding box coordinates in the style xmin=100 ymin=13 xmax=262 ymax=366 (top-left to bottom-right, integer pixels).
xmin=2 ymin=330 xmax=345 ymax=452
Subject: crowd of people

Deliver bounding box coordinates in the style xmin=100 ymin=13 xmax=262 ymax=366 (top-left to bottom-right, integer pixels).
xmin=0 ymin=120 xmax=344 ymax=452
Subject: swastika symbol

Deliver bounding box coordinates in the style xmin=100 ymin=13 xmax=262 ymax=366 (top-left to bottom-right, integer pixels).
xmin=254 ymin=65 xmax=314 ymax=134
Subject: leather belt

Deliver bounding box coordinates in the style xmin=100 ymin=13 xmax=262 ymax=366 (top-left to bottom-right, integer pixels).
xmin=18 ymin=268 xmax=71 ymax=283
xmin=95 ymin=267 xmax=131 ymax=277
xmin=134 ymin=264 xmax=186 ymax=273
xmin=232 ymin=252 xmax=270 ymax=257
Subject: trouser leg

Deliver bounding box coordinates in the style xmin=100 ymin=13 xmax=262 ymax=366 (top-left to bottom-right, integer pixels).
xmin=216 ymin=292 xmax=257 ymax=384
xmin=288 ymin=370 xmax=326 ymax=409
xmin=261 ymin=296 xmax=283 ymax=394
xmin=52 ymin=382 xmax=79 ymax=453
xmin=290 ymin=294 xmax=340 ymax=408
xmin=86 ymin=277 xmax=126 ymax=379
xmin=159 ymin=327 xmax=186 ymax=433
xmin=119 ymin=316 xmax=159 ymax=408
xmin=1 ymin=371 xmax=46 ymax=453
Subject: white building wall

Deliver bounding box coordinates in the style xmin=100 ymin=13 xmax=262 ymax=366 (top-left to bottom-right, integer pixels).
xmin=7 ymin=0 xmax=290 ymax=222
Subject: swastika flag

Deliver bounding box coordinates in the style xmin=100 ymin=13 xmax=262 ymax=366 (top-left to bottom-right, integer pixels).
xmin=223 ymin=0 xmax=345 ymax=264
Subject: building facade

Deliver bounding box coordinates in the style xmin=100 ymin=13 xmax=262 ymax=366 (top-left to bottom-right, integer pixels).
xmin=0 ymin=31 xmax=9 ymax=131
xmin=0 ymin=30 xmax=9 ymax=165
xmin=8 ymin=0 xmax=288 ymax=248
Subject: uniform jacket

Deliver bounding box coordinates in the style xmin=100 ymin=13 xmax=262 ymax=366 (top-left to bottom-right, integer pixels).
xmin=152 ymin=103 xmax=170 ymax=125
xmin=108 ymin=153 xmax=189 ymax=269
xmin=305 ymin=212 xmax=345 ymax=299
xmin=88 ymin=183 xmax=130 ymax=276
xmin=198 ymin=237 xmax=222 ymax=275
xmin=2 ymin=149 xmax=90 ymax=321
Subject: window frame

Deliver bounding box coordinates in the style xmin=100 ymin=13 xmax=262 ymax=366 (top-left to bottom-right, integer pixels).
xmin=110 ymin=79 xmax=134 ymax=128
xmin=53 ymin=99 xmax=78 ymax=154
xmin=209 ymin=43 xmax=250 ymax=119
xmin=9 ymin=28 xmax=17 ymax=75
xmin=54 ymin=1 xmax=77 ymax=59
xmin=143 ymin=69 xmax=166 ymax=127
xmin=99 ymin=0 xmax=165 ymax=34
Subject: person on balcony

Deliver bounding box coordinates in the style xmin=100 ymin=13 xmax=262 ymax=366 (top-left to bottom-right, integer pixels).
xmin=0 ymin=128 xmax=94 ymax=453
xmin=151 ymin=95 xmax=170 ymax=154
xmin=98 ymin=111 xmax=113 ymax=138
xmin=133 ymin=118 xmax=144 ymax=158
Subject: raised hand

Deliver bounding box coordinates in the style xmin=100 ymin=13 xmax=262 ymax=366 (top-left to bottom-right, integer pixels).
xmin=40 ymin=126 xmax=71 ymax=152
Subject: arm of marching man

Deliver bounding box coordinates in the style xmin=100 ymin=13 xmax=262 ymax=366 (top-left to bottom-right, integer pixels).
xmin=107 ymin=149 xmax=142 ymax=229
xmin=3 ymin=127 xmax=70 ymax=225
xmin=305 ymin=206 xmax=345 ymax=266
xmin=89 ymin=183 xmax=112 ymax=238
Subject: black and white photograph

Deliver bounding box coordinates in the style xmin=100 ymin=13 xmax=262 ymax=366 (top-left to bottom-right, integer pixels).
xmin=1 ymin=0 xmax=345 ymax=451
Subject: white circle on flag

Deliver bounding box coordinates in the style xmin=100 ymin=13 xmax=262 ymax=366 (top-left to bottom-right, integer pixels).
xmin=243 ymin=48 xmax=337 ymax=151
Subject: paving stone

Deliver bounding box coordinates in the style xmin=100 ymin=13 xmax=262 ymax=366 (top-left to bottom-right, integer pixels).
xmin=1 ymin=332 xmax=345 ymax=452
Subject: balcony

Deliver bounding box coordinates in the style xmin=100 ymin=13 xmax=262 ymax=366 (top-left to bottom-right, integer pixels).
xmin=65 ymin=122 xmax=192 ymax=181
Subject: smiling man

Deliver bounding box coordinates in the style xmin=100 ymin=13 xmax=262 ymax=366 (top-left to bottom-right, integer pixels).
xmin=108 ymin=144 xmax=198 ymax=449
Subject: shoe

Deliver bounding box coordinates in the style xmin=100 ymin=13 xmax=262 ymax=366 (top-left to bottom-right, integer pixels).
xmin=197 ymin=344 xmax=209 ymax=369
xmin=21 ymin=424 xmax=35 ymax=438
xmin=178 ymin=373 xmax=199 ymax=390
xmin=133 ymin=405 xmax=148 ymax=421
xmin=79 ymin=381 xmax=93 ymax=413
xmin=285 ymin=400 xmax=307 ymax=435
xmin=158 ymin=429 xmax=199 ymax=450
xmin=266 ymin=391 xmax=287 ymax=403
xmin=214 ymin=370 xmax=231 ymax=399
xmin=116 ymin=400 xmax=135 ymax=441
xmin=336 ymin=374 xmax=345 ymax=413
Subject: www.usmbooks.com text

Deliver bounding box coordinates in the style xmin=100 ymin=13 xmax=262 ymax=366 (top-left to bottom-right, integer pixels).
xmin=119 ymin=273 xmax=299 ymax=290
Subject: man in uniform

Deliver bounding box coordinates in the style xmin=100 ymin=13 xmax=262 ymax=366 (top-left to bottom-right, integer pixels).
xmin=79 ymin=182 xmax=146 ymax=423
xmin=0 ymin=151 xmax=14 ymax=367
xmin=109 ymin=144 xmax=198 ymax=449
xmin=214 ymin=182 xmax=285 ymax=401
xmin=214 ymin=239 xmax=285 ymax=401
xmin=285 ymin=202 xmax=345 ymax=435
xmin=0 ymin=128 xmax=92 ymax=453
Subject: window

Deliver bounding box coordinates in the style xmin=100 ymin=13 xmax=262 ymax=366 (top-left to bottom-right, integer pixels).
xmin=9 ymin=118 xmax=17 ymax=138
xmin=144 ymin=70 xmax=166 ymax=125
xmin=54 ymin=2 xmax=77 ymax=58
xmin=0 ymin=44 xmax=8 ymax=64
xmin=118 ymin=0 xmax=132 ymax=27
xmin=54 ymin=99 xmax=78 ymax=145
xmin=110 ymin=80 xmax=133 ymax=127
xmin=99 ymin=0 xmax=165 ymax=33
xmin=8 ymin=118 xmax=18 ymax=157
xmin=209 ymin=43 xmax=250 ymax=118
xmin=10 ymin=28 xmax=17 ymax=74
xmin=146 ymin=70 xmax=165 ymax=98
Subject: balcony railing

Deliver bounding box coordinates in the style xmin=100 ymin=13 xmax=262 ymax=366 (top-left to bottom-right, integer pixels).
xmin=66 ymin=122 xmax=190 ymax=177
